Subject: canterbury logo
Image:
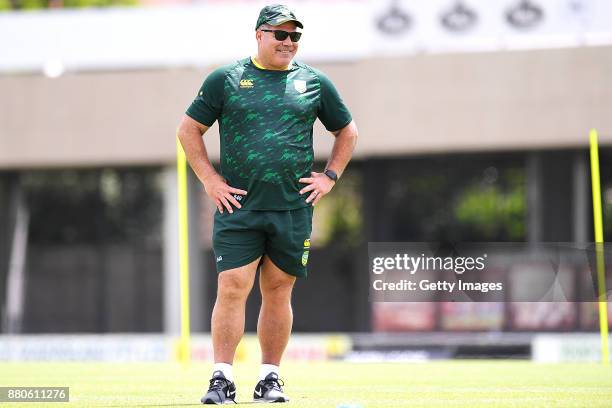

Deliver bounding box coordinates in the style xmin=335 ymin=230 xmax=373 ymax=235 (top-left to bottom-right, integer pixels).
xmin=240 ymin=79 xmax=254 ymax=88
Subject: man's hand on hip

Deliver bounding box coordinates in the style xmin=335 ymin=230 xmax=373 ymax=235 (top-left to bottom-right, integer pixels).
xmin=298 ymin=171 xmax=335 ymax=206
xmin=203 ymin=173 xmax=248 ymax=214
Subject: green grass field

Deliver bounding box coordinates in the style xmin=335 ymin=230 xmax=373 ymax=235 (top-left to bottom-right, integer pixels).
xmin=2 ymin=360 xmax=612 ymax=407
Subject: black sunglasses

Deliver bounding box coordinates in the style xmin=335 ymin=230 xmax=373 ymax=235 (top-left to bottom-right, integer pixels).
xmin=260 ymin=29 xmax=302 ymax=42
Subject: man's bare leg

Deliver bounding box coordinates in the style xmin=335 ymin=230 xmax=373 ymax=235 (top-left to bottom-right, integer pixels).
xmin=202 ymin=257 xmax=259 ymax=404
xmin=211 ymin=257 xmax=260 ymax=364
xmin=257 ymin=256 xmax=296 ymax=365
xmin=252 ymin=256 xmax=296 ymax=402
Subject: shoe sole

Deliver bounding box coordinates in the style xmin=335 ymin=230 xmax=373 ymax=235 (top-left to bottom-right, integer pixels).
xmin=201 ymin=398 xmax=236 ymax=405
xmin=253 ymin=397 xmax=288 ymax=403
xmin=200 ymin=400 xmax=236 ymax=405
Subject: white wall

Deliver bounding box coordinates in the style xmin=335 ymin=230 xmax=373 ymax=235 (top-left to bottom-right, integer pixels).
xmin=1 ymin=46 xmax=612 ymax=169
xmin=1 ymin=0 xmax=611 ymax=74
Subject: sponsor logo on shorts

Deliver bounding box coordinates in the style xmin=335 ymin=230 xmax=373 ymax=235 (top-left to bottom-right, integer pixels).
xmin=216 ymin=255 xmax=223 ymax=262
xmin=302 ymin=238 xmax=311 ymax=266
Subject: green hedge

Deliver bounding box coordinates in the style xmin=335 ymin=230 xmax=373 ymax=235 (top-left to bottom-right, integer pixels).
xmin=0 ymin=0 xmax=138 ymax=10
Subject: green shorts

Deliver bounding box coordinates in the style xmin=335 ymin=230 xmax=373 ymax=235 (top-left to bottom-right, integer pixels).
xmin=212 ymin=207 xmax=313 ymax=278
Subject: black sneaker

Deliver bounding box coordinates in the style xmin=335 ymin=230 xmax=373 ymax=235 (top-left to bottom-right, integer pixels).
xmin=253 ymin=372 xmax=289 ymax=403
xmin=201 ymin=371 xmax=237 ymax=405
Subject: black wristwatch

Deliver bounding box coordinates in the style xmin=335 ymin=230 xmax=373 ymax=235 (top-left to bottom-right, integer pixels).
xmin=323 ymin=169 xmax=338 ymax=182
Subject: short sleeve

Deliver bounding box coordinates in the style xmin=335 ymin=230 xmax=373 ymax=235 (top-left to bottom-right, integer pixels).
xmin=315 ymin=70 xmax=352 ymax=132
xmin=185 ymin=67 xmax=227 ymax=126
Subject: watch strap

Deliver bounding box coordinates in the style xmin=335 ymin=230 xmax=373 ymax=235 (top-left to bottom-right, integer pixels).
xmin=323 ymin=169 xmax=338 ymax=182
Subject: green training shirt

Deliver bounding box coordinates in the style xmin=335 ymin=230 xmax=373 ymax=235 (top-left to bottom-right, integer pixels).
xmin=186 ymin=57 xmax=352 ymax=211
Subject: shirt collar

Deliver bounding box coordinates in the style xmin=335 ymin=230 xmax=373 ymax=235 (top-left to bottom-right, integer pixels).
xmin=251 ymin=56 xmax=293 ymax=70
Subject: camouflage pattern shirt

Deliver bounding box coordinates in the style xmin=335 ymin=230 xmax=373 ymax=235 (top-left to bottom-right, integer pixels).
xmin=186 ymin=57 xmax=352 ymax=210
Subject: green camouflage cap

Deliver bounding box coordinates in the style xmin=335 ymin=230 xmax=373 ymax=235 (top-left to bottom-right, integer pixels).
xmin=255 ymin=4 xmax=304 ymax=30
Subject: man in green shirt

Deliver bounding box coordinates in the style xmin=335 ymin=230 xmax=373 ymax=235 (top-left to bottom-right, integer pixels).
xmin=177 ymin=4 xmax=358 ymax=404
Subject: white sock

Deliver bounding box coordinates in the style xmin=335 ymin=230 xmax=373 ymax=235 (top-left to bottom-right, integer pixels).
xmin=212 ymin=362 xmax=233 ymax=382
xmin=259 ymin=364 xmax=279 ymax=380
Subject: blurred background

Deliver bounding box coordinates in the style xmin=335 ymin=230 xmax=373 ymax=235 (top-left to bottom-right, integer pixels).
xmin=1 ymin=0 xmax=611 ymax=362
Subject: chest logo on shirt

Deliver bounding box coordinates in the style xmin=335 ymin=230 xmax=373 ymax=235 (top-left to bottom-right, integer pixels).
xmin=293 ymin=80 xmax=307 ymax=94
xmin=240 ymin=79 xmax=254 ymax=89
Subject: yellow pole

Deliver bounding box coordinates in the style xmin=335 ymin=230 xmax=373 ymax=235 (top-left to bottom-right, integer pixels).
xmin=176 ymin=138 xmax=191 ymax=366
xmin=589 ymin=128 xmax=610 ymax=365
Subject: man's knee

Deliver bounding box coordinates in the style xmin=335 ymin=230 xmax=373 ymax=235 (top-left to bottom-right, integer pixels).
xmin=217 ymin=270 xmax=253 ymax=301
xmin=260 ymin=274 xmax=296 ymax=301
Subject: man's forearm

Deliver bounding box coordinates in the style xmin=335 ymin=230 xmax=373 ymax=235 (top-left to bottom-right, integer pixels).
xmin=326 ymin=120 xmax=358 ymax=177
xmin=177 ymin=120 xmax=218 ymax=185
